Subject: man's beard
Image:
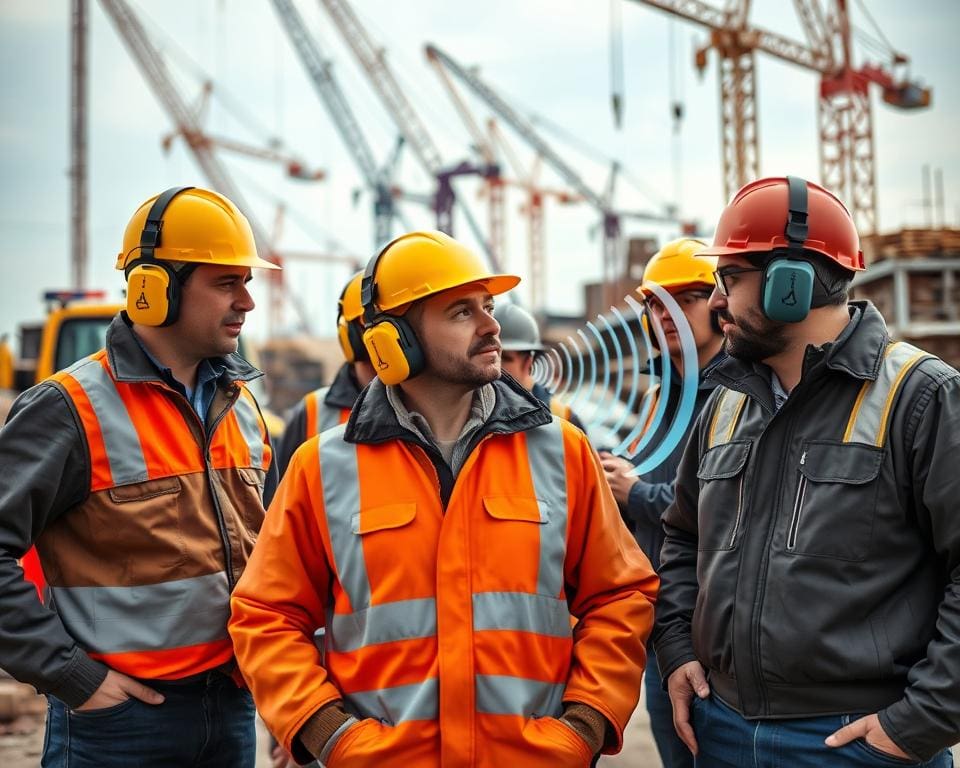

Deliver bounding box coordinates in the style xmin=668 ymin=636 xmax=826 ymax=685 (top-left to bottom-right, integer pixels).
xmin=424 ymin=334 xmax=501 ymax=387
xmin=719 ymin=308 xmax=788 ymax=363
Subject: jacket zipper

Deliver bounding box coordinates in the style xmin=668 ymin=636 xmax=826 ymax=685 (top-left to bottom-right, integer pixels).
xmin=728 ymin=475 xmax=745 ymax=548
xmin=786 ymin=453 xmax=808 ymax=551
xmin=204 ymin=386 xmax=242 ymax=589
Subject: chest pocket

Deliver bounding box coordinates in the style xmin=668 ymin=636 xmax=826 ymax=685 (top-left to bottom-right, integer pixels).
xmin=696 ymin=440 xmax=750 ymax=551
xmin=785 ymin=441 xmax=883 ymax=561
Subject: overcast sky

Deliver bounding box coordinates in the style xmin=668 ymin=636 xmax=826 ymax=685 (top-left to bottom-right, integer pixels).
xmin=2 ymin=0 xmax=958 ymax=343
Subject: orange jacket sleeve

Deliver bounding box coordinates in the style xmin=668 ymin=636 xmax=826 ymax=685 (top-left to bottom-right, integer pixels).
xmin=228 ymin=437 xmax=340 ymax=754
xmin=560 ymin=423 xmax=660 ymax=753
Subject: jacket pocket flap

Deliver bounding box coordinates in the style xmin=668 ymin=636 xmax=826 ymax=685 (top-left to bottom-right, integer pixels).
xmin=238 ymin=467 xmax=265 ymax=486
xmin=483 ymin=496 xmax=546 ymax=523
xmin=109 ymin=476 xmax=181 ymax=503
xmin=799 ymin=441 xmax=883 ymax=484
xmin=697 ymin=440 xmax=751 ymax=481
xmin=351 ymin=503 xmax=417 ymax=534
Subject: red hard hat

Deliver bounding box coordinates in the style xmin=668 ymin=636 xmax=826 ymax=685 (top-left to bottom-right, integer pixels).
xmin=700 ymin=177 xmax=865 ymax=272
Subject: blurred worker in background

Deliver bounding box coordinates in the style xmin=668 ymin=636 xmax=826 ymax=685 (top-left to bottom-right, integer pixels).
xmin=597 ymin=237 xmax=725 ymax=768
xmin=494 ymin=301 xmax=587 ymax=432
xmin=0 ymin=186 xmax=278 ymax=767
xmin=655 ymin=177 xmax=960 ymax=766
xmin=229 ymin=230 xmax=658 ymax=766
xmin=274 ymin=271 xmax=376 ymax=479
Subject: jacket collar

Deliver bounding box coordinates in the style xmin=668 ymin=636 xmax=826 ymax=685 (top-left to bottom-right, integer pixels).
xmin=706 ymin=301 xmax=889 ymax=397
xmin=105 ymin=312 xmax=262 ymax=387
xmin=324 ymin=363 xmax=363 ymax=410
xmin=344 ymin=371 xmax=551 ymax=446
xmin=645 ymin=350 xmax=727 ymax=393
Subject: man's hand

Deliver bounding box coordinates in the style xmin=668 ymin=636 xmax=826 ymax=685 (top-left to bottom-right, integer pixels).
xmin=270 ymin=742 xmax=298 ymax=768
xmin=826 ymin=713 xmax=911 ymax=760
xmin=666 ymin=660 xmax=711 ymax=756
xmin=74 ymin=669 xmax=164 ymax=711
xmin=598 ymin=452 xmax=639 ymax=507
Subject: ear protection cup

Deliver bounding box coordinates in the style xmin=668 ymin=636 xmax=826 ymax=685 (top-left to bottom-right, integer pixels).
xmin=761 ymin=259 xmax=815 ymax=322
xmin=122 ymin=186 xmax=194 ymax=327
xmin=361 ymin=315 xmax=425 ymax=386
xmin=337 ymin=315 xmax=368 ymax=363
xmin=359 ymin=237 xmax=426 ymax=385
xmin=640 ymin=306 xmax=659 ymax=351
xmin=125 ymin=261 xmax=180 ymax=327
xmin=757 ymin=176 xmax=817 ymax=323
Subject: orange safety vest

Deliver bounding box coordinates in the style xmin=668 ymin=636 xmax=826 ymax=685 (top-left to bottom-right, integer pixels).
xmin=303 ymin=386 xmax=351 ymax=439
xmin=231 ymin=416 xmax=657 ymax=766
xmin=37 ymin=350 xmax=271 ymax=681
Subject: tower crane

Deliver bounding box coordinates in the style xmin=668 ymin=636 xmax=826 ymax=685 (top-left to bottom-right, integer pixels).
xmin=426 ymin=45 xmax=582 ymax=313
xmin=316 ymin=0 xmax=502 ymax=267
xmin=627 ymin=0 xmax=931 ymax=234
xmin=98 ymin=0 xmax=348 ymax=334
xmin=424 ymin=43 xmax=676 ymax=310
xmin=270 ymin=0 xmax=406 ymax=248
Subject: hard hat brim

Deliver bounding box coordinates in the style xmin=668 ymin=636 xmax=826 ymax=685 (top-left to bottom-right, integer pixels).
xmin=500 ymin=341 xmax=546 ymax=352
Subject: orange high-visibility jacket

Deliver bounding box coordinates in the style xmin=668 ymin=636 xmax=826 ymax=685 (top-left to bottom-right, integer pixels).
xmin=38 ymin=340 xmax=273 ymax=681
xmin=230 ymin=378 xmax=658 ymax=767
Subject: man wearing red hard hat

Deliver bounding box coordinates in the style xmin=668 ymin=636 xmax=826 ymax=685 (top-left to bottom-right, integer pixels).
xmin=653 ymin=176 xmax=960 ymax=766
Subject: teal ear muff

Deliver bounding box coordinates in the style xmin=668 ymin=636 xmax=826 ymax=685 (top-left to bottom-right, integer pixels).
xmin=359 ymin=238 xmax=425 ymax=384
xmin=759 ymin=175 xmax=815 ymax=323
xmin=124 ymin=186 xmax=194 ymax=327
xmin=761 ymin=260 xmax=815 ymax=322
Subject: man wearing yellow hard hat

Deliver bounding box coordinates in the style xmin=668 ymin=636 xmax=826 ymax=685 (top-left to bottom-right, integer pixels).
xmin=0 ymin=186 xmax=278 ymax=766
xmin=230 ymin=230 xmax=658 ymax=766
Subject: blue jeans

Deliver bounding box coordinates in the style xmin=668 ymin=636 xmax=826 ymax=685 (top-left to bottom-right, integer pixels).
xmin=42 ymin=670 xmax=256 ymax=768
xmin=646 ymin=650 xmax=694 ymax=768
xmin=691 ymin=694 xmax=954 ymax=768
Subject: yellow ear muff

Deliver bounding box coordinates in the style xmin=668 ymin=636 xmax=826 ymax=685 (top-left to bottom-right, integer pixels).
xmin=362 ymin=320 xmax=413 ymax=386
xmin=337 ymin=315 xmax=357 ymax=363
xmin=125 ymin=262 xmax=178 ymax=327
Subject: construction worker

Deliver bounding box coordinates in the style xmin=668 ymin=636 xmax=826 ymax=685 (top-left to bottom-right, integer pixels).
xmin=274 ymin=271 xmax=376 ymax=479
xmin=494 ymin=301 xmax=587 ymax=432
xmin=654 ymin=177 xmax=960 ymax=766
xmin=229 ymin=230 xmax=658 ymax=767
xmin=597 ymin=238 xmax=724 ymax=768
xmin=0 ymin=186 xmax=278 ymax=768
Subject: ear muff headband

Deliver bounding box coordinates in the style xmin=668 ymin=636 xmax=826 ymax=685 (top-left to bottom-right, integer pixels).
xmin=125 ymin=186 xmax=195 ymax=327
xmin=359 ymin=240 xmax=425 ymax=385
xmin=760 ymin=176 xmax=815 ymax=323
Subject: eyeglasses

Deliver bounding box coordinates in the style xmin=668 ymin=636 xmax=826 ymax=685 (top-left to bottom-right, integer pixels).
xmin=645 ymin=290 xmax=712 ymax=314
xmin=713 ymin=265 xmax=763 ymax=297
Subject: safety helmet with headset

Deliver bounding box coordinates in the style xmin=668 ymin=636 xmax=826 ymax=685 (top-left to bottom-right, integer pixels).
xmin=360 ymin=230 xmax=520 ymax=385
xmin=701 ymin=175 xmax=864 ymax=322
xmin=637 ymin=237 xmax=721 ymax=337
xmin=337 ymin=271 xmax=368 ymax=363
xmin=115 ymin=186 xmax=280 ymax=327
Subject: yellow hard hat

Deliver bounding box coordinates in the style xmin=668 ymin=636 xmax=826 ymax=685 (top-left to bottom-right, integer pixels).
xmin=638 ymin=238 xmax=717 ymax=297
xmin=365 ymin=230 xmax=519 ymax=315
xmin=340 ymin=271 xmax=365 ymax=323
xmin=115 ymin=186 xmax=279 ymax=272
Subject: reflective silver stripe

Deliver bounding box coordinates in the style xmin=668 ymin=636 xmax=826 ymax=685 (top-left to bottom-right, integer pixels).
xmin=475 ymin=674 xmax=565 ymax=718
xmin=318 ymin=402 xmax=343 ymax=432
xmin=708 ymin=389 xmax=748 ymax=449
xmin=346 ymin=678 xmax=438 ymax=724
xmin=67 ymin=358 xmax=148 ymax=485
xmin=844 ymin=342 xmax=929 ymax=447
xmin=472 ymin=592 xmax=571 ymax=638
xmin=319 ymin=425 xmax=370 ymax=611
xmin=329 ymin=597 xmax=437 ymax=652
xmin=232 ymin=391 xmax=264 ymax=468
xmin=50 ymin=572 xmax=230 ymax=654
xmin=524 ymin=417 xmax=568 ymax=597
xmin=309 ymin=387 xmax=330 ymax=436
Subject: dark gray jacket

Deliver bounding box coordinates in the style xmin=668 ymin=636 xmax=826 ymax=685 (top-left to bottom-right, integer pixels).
xmin=653 ymin=302 xmax=960 ymax=761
